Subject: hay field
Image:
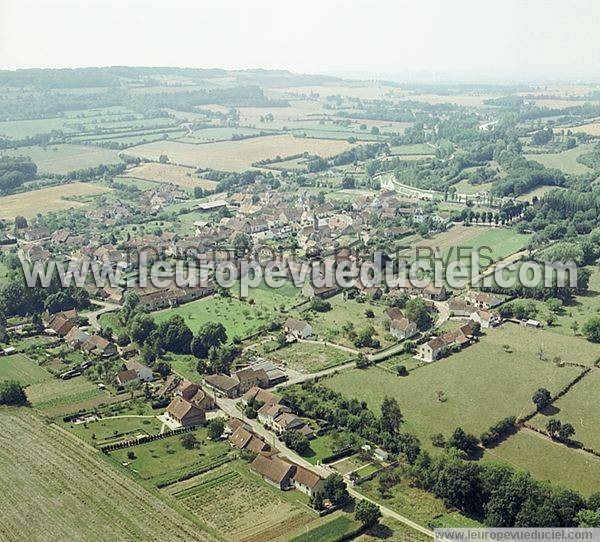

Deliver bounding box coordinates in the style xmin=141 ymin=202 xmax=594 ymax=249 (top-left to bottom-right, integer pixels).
xmin=525 ymin=145 xmax=594 ymax=175
xmin=0 ymin=182 xmax=111 ymax=219
xmin=559 ymin=122 xmax=600 ymax=136
xmin=126 ymin=135 xmax=355 ymax=172
xmin=0 ymin=408 xmax=213 ymax=541
xmin=0 ymin=144 xmax=122 ymax=174
xmin=122 ymin=162 xmax=218 ymax=190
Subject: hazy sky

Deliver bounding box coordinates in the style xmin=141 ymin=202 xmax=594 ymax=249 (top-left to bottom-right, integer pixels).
xmin=1 ymin=0 xmax=599 ymax=80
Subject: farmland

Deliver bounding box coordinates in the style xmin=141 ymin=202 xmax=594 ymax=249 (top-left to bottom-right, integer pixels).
xmin=163 ymin=460 xmax=338 ymax=542
xmin=323 ymin=324 xmax=588 ymax=449
xmin=0 ymin=353 xmax=52 ymax=386
xmin=0 ymin=144 xmax=122 ymax=174
xmin=121 ymin=162 xmax=218 ymax=190
xmin=483 ymin=429 xmax=600 ymax=495
xmin=525 ymin=145 xmax=595 ymax=175
xmin=125 ymin=134 xmax=355 ymax=172
xmin=0 ymin=182 xmax=111 ymax=219
xmin=0 ymin=408 xmax=213 ymax=541
xmin=26 ymin=375 xmax=107 ymax=415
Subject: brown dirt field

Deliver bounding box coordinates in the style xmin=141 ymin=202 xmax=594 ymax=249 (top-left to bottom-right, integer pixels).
xmin=122 ymin=162 xmax=218 ymax=190
xmin=0 ymin=182 xmax=111 ymax=219
xmin=0 ymin=408 xmax=214 ymax=541
xmin=126 ymin=134 xmax=355 ymax=172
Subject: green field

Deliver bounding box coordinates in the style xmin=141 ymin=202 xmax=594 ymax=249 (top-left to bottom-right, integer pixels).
xmin=528 ymin=369 xmax=600 ymax=452
xmin=65 ymin=413 xmax=164 ymax=446
xmin=182 ymin=126 xmax=265 ymax=143
xmin=525 ymin=145 xmax=594 ymax=175
xmin=324 ymin=324 xmax=587 ymax=448
xmin=483 ymin=429 xmax=600 ymax=495
xmin=358 ymin=473 xmax=482 ymax=529
xmin=0 ymin=144 xmax=122 ymax=174
xmin=290 ymin=515 xmax=360 ymax=542
xmin=0 ymin=353 xmax=52 ymax=386
xmin=110 ymin=427 xmax=230 ymax=485
xmin=26 ymin=375 xmax=106 ymax=414
xmin=261 ymin=341 xmax=354 ymax=373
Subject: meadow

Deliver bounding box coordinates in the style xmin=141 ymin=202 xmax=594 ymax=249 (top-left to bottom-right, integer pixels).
xmin=525 ymin=144 xmax=594 ymax=175
xmin=324 ymin=324 xmax=589 ymax=449
xmin=0 ymin=181 xmax=111 ymax=218
xmin=26 ymin=375 xmax=107 ymax=415
xmin=528 ymin=368 xmax=600 ymax=452
xmin=0 ymin=353 xmax=52 ymax=386
xmin=0 ymin=409 xmax=211 ymax=541
xmin=0 ymin=144 xmax=122 ymax=174
xmin=483 ymin=428 xmax=600 ymax=495
xmin=125 ymin=134 xmax=355 ymax=172
xmin=261 ymin=341 xmax=354 ymax=373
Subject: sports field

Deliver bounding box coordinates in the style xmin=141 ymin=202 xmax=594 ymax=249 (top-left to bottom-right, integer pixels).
xmin=0 ymin=182 xmax=111 ymax=219
xmin=126 ymin=134 xmax=355 ymax=172
xmin=0 ymin=144 xmax=122 ymax=174
xmin=0 ymin=409 xmax=213 ymax=541
xmin=324 ymin=324 xmax=588 ymax=448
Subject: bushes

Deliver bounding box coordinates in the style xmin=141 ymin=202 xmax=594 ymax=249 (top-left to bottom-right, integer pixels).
xmin=480 ymin=416 xmax=517 ymax=447
xmin=0 ymin=380 xmax=28 ymax=405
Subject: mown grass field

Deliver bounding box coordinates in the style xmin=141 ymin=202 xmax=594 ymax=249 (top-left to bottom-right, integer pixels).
xmin=122 ymin=162 xmax=218 ymax=190
xmin=262 ymin=341 xmax=354 ymax=373
xmin=126 ymin=134 xmax=355 ymax=172
xmin=0 ymin=181 xmax=111 ymax=218
xmin=324 ymin=324 xmax=588 ymax=449
xmin=529 ymin=368 xmax=600 ymax=452
xmin=110 ymin=427 xmax=230 ymax=486
xmin=0 ymin=353 xmax=52 ymax=386
xmin=525 ymin=145 xmax=594 ymax=175
xmin=483 ymin=428 xmax=600 ymax=495
xmin=26 ymin=375 xmax=106 ymax=415
xmin=0 ymin=408 xmax=212 ymax=541
xmin=0 ymin=144 xmax=122 ymax=174
xmin=65 ymin=414 xmax=164 ymax=446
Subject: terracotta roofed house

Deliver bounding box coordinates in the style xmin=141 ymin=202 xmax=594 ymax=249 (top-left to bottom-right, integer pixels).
xmin=165 ymin=396 xmax=206 ymax=427
xmin=250 ymin=454 xmax=295 ymax=490
xmin=229 ymin=426 xmax=271 ymax=454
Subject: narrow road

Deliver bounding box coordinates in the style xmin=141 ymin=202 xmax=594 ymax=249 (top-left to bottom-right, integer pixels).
xmin=86 ymin=300 xmax=121 ymax=330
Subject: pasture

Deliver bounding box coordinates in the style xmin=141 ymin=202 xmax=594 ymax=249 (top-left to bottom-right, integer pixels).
xmin=125 ymin=135 xmax=355 ymax=172
xmin=122 ymin=162 xmax=218 ymax=190
xmin=529 ymin=368 xmax=600 ymax=452
xmin=0 ymin=144 xmax=122 ymax=174
xmin=0 ymin=181 xmax=111 ymax=219
xmin=0 ymin=409 xmax=212 ymax=541
xmin=483 ymin=429 xmax=600 ymax=495
xmin=323 ymin=324 xmax=588 ymax=449
xmin=525 ymin=145 xmax=594 ymax=175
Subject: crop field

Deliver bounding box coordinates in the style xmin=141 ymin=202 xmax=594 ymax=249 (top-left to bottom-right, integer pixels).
xmin=110 ymin=427 xmax=230 ymax=486
xmin=164 ymin=461 xmax=324 ymax=542
xmin=289 ymin=515 xmax=361 ymax=542
xmin=525 ymin=145 xmax=594 ymax=175
xmin=529 ymin=369 xmax=600 ymax=452
xmin=561 ymin=122 xmax=600 ymax=136
xmin=483 ymin=428 xmax=600 ymax=495
xmin=0 ymin=144 xmax=122 ymax=174
xmin=262 ymin=341 xmax=354 ymax=373
xmin=122 ymin=162 xmax=218 ymax=190
xmin=0 ymin=353 xmax=52 ymax=386
xmin=357 ymin=518 xmax=431 ymax=542
xmin=295 ymin=294 xmax=393 ymax=350
xmin=0 ymin=409 xmax=213 ymax=541
xmin=126 ymin=134 xmax=355 ymax=172
xmin=324 ymin=324 xmax=588 ymax=449
xmin=26 ymin=375 xmax=106 ymax=415
xmin=0 ymin=181 xmax=111 ymax=219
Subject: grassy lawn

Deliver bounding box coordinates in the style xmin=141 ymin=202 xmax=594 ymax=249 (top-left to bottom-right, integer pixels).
xmin=153 ymin=293 xmax=286 ymax=340
xmin=295 ymin=294 xmax=393 ymax=350
xmin=483 ymin=429 xmax=600 ymax=495
xmin=167 ymin=353 xmax=202 ymax=382
xmin=358 ymin=473 xmax=482 ymax=529
xmin=263 ymin=341 xmax=354 ymax=373
xmin=111 ymin=427 xmax=230 ymax=485
xmin=0 ymin=353 xmax=53 ymax=386
xmin=528 ymin=369 xmax=600 ymax=452
xmin=298 ymin=433 xmax=342 ymax=465
xmin=324 ymin=324 xmax=586 ymax=449
xmin=26 ymin=375 xmax=106 ymax=414
xmin=65 ymin=414 xmax=163 ymax=445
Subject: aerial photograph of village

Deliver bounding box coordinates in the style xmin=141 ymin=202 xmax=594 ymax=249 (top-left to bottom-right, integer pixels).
xmin=0 ymin=1 xmax=598 ymax=541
